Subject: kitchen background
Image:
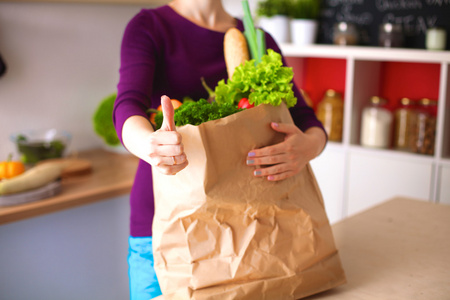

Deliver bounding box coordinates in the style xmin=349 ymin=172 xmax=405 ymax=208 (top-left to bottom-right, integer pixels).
xmin=1 ymin=0 xmax=449 ymax=299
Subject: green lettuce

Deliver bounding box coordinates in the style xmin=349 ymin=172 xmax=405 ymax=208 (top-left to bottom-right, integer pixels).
xmin=214 ymin=49 xmax=297 ymax=108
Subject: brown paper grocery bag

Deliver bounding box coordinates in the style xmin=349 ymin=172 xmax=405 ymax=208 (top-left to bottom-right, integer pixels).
xmin=152 ymin=103 xmax=346 ymax=300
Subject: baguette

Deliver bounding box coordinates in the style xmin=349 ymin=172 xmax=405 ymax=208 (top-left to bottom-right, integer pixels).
xmin=224 ymin=28 xmax=250 ymax=79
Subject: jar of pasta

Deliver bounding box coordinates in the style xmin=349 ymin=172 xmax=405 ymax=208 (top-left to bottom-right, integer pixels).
xmin=393 ymin=97 xmax=415 ymax=151
xmin=410 ymin=98 xmax=437 ymax=155
xmin=360 ymin=96 xmax=393 ymax=148
xmin=316 ymin=89 xmax=344 ymax=142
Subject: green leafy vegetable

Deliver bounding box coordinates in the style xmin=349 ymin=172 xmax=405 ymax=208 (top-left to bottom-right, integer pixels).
xmin=214 ymin=49 xmax=297 ymax=108
xmin=154 ymin=99 xmax=242 ymax=129
xmin=93 ymin=93 xmax=120 ymax=146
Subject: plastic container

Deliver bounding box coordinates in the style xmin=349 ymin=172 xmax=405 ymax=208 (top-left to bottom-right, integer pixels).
xmin=360 ymin=96 xmax=393 ymax=148
xmin=393 ymin=98 xmax=415 ymax=150
xmin=410 ymin=98 xmax=437 ymax=155
xmin=426 ymin=27 xmax=447 ymax=51
xmin=316 ymin=89 xmax=344 ymax=142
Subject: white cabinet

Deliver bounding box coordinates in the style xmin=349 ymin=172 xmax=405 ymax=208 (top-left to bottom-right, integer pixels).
xmin=438 ymin=163 xmax=450 ymax=205
xmin=347 ymin=148 xmax=433 ymax=216
xmin=310 ymin=143 xmax=346 ymax=224
xmin=282 ymin=44 xmax=450 ymax=221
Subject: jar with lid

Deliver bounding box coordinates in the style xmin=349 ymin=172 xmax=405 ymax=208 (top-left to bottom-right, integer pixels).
xmin=316 ymin=89 xmax=344 ymax=142
xmin=410 ymin=98 xmax=437 ymax=155
xmin=379 ymin=23 xmax=403 ymax=48
xmin=333 ymin=22 xmax=358 ymax=46
xmin=393 ymin=97 xmax=415 ymax=150
xmin=360 ymin=96 xmax=393 ymax=148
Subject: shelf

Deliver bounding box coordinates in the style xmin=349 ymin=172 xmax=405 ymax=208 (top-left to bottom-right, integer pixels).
xmin=281 ymin=44 xmax=450 ymax=63
xmin=0 ymin=148 xmax=139 ymax=225
xmin=282 ymin=43 xmax=450 ymax=214
xmin=349 ymin=145 xmax=436 ymax=164
xmin=323 ymin=142 xmax=438 ymax=165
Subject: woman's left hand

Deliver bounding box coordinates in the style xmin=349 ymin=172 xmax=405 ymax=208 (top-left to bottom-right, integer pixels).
xmin=246 ymin=122 xmax=326 ymax=182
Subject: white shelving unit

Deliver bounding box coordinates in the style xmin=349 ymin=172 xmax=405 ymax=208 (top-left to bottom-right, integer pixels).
xmin=280 ymin=44 xmax=450 ymax=223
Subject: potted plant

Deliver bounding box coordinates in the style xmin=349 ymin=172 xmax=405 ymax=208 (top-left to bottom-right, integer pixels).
xmin=256 ymin=0 xmax=291 ymax=45
xmin=288 ymin=0 xmax=321 ymax=45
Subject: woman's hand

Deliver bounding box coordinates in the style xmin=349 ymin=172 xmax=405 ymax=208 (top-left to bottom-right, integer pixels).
xmin=246 ymin=122 xmax=326 ymax=181
xmin=122 ymin=95 xmax=188 ymax=175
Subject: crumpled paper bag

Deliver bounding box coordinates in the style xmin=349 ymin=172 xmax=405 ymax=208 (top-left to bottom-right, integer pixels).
xmin=152 ymin=103 xmax=346 ymax=300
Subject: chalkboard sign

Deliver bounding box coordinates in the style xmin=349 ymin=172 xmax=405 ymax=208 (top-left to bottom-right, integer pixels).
xmin=317 ymin=0 xmax=450 ymax=50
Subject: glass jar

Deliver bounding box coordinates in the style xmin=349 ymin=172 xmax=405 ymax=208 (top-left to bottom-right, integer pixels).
xmin=410 ymin=98 xmax=437 ymax=155
xmin=379 ymin=23 xmax=403 ymax=48
xmin=333 ymin=22 xmax=358 ymax=46
xmin=393 ymin=97 xmax=415 ymax=150
xmin=360 ymin=96 xmax=393 ymax=148
xmin=316 ymin=89 xmax=344 ymax=142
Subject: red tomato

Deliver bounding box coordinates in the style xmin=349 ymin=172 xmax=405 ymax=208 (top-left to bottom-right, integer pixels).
xmin=238 ymin=98 xmax=254 ymax=109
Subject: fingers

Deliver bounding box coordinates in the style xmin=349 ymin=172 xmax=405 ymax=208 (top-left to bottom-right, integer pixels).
xmin=156 ymin=160 xmax=189 ymax=176
xmin=247 ymin=153 xmax=301 ymax=182
xmin=246 ymin=121 xmax=304 ymax=181
xmin=252 ymin=165 xmax=298 ymax=182
xmin=151 ymin=152 xmax=186 ymax=166
xmin=160 ymin=95 xmax=176 ymax=131
xmin=151 ymin=96 xmax=187 ymax=173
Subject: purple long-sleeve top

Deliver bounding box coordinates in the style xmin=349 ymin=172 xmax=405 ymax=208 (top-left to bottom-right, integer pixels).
xmin=113 ymin=5 xmax=325 ymax=237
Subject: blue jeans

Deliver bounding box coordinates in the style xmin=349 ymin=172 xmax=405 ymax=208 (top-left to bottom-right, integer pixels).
xmin=128 ymin=236 xmax=162 ymax=300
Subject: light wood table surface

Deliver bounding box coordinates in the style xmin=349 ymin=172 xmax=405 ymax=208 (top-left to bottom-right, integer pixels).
xmin=305 ymin=197 xmax=450 ymax=300
xmin=0 ymin=148 xmax=139 ymax=225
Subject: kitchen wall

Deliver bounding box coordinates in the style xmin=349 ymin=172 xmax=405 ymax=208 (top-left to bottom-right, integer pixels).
xmin=0 ymin=1 xmax=254 ymax=299
xmin=0 ymin=1 xmax=252 ymax=160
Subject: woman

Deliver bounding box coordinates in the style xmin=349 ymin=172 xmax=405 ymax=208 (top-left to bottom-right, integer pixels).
xmin=113 ymin=0 xmax=327 ymax=299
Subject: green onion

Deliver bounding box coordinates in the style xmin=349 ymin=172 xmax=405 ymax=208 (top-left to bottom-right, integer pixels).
xmin=256 ymin=28 xmax=266 ymax=63
xmin=242 ymin=0 xmax=266 ymax=64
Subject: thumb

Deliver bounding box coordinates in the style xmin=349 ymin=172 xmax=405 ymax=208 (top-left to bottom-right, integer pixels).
xmin=160 ymin=95 xmax=176 ymax=131
xmin=270 ymin=122 xmax=299 ymax=136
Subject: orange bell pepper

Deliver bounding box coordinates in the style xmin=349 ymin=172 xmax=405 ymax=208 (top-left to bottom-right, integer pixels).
xmin=0 ymin=154 xmax=26 ymax=179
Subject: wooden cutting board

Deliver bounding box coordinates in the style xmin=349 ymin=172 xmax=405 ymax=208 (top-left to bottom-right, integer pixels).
xmin=37 ymin=158 xmax=93 ymax=177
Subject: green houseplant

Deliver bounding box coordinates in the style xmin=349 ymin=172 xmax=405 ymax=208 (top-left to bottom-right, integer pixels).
xmin=288 ymin=0 xmax=322 ymax=45
xmin=288 ymin=0 xmax=321 ymax=19
xmin=256 ymin=0 xmax=290 ymax=17
xmin=256 ymin=0 xmax=291 ymax=44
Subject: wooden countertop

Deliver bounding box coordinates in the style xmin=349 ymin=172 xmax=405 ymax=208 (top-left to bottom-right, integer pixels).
xmin=305 ymin=197 xmax=450 ymax=300
xmin=0 ymin=148 xmax=139 ymax=225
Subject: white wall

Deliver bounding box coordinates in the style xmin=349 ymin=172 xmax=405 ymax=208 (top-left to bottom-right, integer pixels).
xmin=0 ymin=1 xmax=254 ymax=299
xmin=0 ymin=3 xmax=143 ymax=159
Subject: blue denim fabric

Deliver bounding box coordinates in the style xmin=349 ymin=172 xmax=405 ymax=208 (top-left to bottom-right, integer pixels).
xmin=128 ymin=236 xmax=162 ymax=300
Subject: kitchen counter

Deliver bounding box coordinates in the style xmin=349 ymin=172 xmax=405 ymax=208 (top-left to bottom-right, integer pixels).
xmin=0 ymin=148 xmax=139 ymax=225
xmin=305 ymin=197 xmax=450 ymax=299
